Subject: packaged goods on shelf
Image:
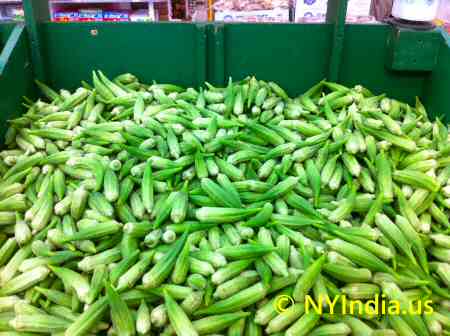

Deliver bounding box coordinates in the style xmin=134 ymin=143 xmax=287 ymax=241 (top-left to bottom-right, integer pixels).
xmin=215 ymin=7 xmax=290 ymax=22
xmin=78 ymin=8 xmax=104 ymax=21
xmin=187 ymin=0 xmax=208 ymax=21
xmin=103 ymin=11 xmax=129 ymax=21
xmin=295 ymin=0 xmax=376 ymax=23
xmin=213 ymin=0 xmax=291 ymax=22
xmin=53 ymin=11 xmax=80 ymax=22
xmin=50 ymin=1 xmax=159 ymax=22
xmin=213 ymin=0 xmax=290 ymax=11
xmin=294 ymin=0 xmax=328 ymax=22
xmin=3 ymin=4 xmax=24 ymax=21
xmin=130 ymin=9 xmax=153 ymax=21
xmin=347 ymin=0 xmax=377 ymax=23
xmin=192 ymin=5 xmax=208 ymax=21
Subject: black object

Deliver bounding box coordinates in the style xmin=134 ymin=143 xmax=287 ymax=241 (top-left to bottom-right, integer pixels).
xmin=386 ymin=16 xmax=436 ymax=31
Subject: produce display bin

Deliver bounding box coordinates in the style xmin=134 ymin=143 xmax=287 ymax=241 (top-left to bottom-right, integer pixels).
xmin=1 ymin=2 xmax=450 ymax=334
xmin=0 ymin=0 xmax=449 ymax=141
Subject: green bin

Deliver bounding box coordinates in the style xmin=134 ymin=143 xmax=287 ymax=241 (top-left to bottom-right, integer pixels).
xmin=0 ymin=2 xmax=450 ymax=334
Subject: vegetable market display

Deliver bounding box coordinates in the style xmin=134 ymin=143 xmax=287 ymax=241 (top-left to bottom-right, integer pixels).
xmin=0 ymin=72 xmax=449 ymax=336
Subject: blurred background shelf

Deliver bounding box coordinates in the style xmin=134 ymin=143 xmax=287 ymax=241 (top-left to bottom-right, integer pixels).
xmin=0 ymin=0 xmax=23 ymax=21
xmin=49 ymin=0 xmax=171 ymax=22
xmin=0 ymin=0 xmax=176 ymax=22
xmin=50 ymin=0 xmax=151 ymax=3
xmin=1 ymin=1 xmax=448 ymax=28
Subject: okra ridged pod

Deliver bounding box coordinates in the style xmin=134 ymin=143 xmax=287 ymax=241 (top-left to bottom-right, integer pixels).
xmin=326 ymin=239 xmax=393 ymax=274
xmin=266 ymin=303 xmax=305 ymax=334
xmin=213 ymin=271 xmax=259 ymax=299
xmin=106 ymin=282 xmax=136 ymax=336
xmin=216 ymin=243 xmax=276 ymax=260
xmin=142 ymin=231 xmax=189 ymax=288
xmin=196 ymin=282 xmax=269 ymax=315
xmin=293 ymin=255 xmax=326 ymax=301
xmin=164 ymin=290 xmax=198 ymax=336
xmin=382 ymin=282 xmax=430 ymax=336
xmin=211 ymin=259 xmax=254 ymax=285
xmin=196 ymin=207 xmax=260 ymax=223
xmin=309 ymin=322 xmax=351 ymax=336
xmin=285 ymin=311 xmax=320 ymax=336
xmin=375 ymin=213 xmax=417 ymax=265
xmin=0 ymin=266 xmax=49 ymax=296
xmin=77 ymin=247 xmax=121 ymax=272
xmin=49 ymin=266 xmax=90 ymax=302
xmin=10 ymin=313 xmax=71 ymax=333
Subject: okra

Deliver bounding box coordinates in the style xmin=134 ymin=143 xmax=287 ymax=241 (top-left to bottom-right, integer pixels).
xmin=196 ymin=282 xmax=268 ymax=315
xmin=106 ymin=282 xmax=136 ymax=336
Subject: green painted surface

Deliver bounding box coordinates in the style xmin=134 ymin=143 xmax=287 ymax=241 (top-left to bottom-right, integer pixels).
xmin=40 ymin=23 xmax=333 ymax=97
xmin=23 ymin=0 xmax=50 ymax=81
xmin=339 ymin=24 xmax=427 ymax=105
xmin=206 ymin=24 xmax=225 ymax=86
xmin=326 ymin=0 xmax=349 ymax=81
xmin=0 ymin=23 xmax=16 ymax=47
xmin=423 ymin=31 xmax=450 ymax=121
xmin=386 ymin=28 xmax=441 ymax=71
xmin=0 ymin=24 xmax=35 ymax=141
xmin=40 ymin=22 xmax=207 ymax=90
xmin=222 ymin=23 xmax=333 ymax=96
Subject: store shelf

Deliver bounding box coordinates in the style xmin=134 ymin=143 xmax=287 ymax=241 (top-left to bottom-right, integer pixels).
xmin=50 ymin=1 xmax=169 ymax=4
xmin=0 ymin=0 xmax=23 ymax=22
xmin=50 ymin=0 xmax=149 ymax=3
xmin=49 ymin=0 xmax=172 ymax=22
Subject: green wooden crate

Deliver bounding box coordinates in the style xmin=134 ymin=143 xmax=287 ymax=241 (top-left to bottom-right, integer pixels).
xmin=0 ymin=0 xmax=449 ymax=142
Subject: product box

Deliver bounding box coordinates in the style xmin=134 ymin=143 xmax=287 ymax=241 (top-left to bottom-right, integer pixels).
xmin=294 ymin=0 xmax=328 ymax=22
xmin=215 ymin=8 xmax=290 ymax=22
xmin=214 ymin=0 xmax=290 ymax=11
xmin=130 ymin=9 xmax=152 ymax=22
xmin=103 ymin=11 xmax=129 ymax=21
xmin=294 ymin=0 xmax=376 ymax=23
xmin=347 ymin=0 xmax=371 ymax=17
xmin=78 ymin=9 xmax=103 ymax=22
xmin=348 ymin=0 xmax=377 ymax=22
xmin=53 ymin=11 xmax=79 ymax=22
xmin=4 ymin=5 xmax=24 ymax=21
xmin=188 ymin=0 xmax=209 ymax=21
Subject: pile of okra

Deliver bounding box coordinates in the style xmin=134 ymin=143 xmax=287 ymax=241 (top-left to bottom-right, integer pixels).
xmin=0 ymin=71 xmax=449 ymax=336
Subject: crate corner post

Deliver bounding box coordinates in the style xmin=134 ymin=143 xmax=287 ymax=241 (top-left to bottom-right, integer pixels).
xmin=195 ymin=22 xmax=208 ymax=87
xmin=326 ymin=0 xmax=348 ymax=83
xmin=23 ymin=0 xmax=50 ymax=82
xmin=206 ymin=22 xmax=225 ymax=87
